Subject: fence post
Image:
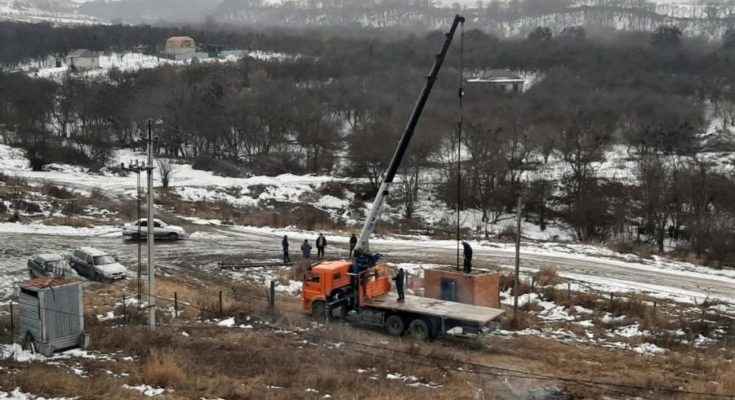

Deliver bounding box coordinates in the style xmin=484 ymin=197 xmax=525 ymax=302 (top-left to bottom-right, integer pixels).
xmin=122 ymin=294 xmax=126 ymax=323
xmin=219 ymin=291 xmax=223 ymax=315
xmin=9 ymin=302 xmax=14 ymax=335
xmin=174 ymin=292 xmax=178 ymax=319
xmin=269 ymin=281 xmax=275 ymax=309
xmin=567 ymin=283 xmax=571 ymax=300
xmin=609 ymin=292 xmax=614 ymax=307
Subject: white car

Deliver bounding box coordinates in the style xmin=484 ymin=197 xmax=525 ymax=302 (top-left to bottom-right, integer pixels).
xmin=122 ymin=218 xmax=188 ymax=241
xmin=69 ymin=247 xmax=127 ymax=281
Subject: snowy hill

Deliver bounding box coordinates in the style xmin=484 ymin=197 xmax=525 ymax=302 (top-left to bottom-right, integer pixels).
xmin=0 ymin=0 xmax=107 ymax=25
xmin=2 ymin=0 xmax=735 ymax=38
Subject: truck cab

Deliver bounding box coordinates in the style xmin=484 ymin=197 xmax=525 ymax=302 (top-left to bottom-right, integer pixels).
xmin=302 ymin=260 xmax=353 ymax=317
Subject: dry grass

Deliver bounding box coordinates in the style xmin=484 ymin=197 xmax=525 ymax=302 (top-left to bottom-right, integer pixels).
xmin=501 ymin=310 xmax=536 ymax=330
xmin=3 ymin=364 xmax=140 ymax=399
xmin=42 ymin=216 xmax=95 ymax=228
xmin=608 ymin=240 xmax=652 ymax=259
xmin=499 ymin=272 xmax=532 ymax=296
xmin=532 ymin=266 xmax=563 ymax=286
xmin=142 ymin=349 xmax=187 ymax=388
xmin=40 ymin=182 xmax=75 ymax=199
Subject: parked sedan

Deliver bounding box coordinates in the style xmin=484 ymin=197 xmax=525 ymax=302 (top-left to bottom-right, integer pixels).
xmin=28 ymin=253 xmax=76 ymax=279
xmin=122 ymin=218 xmax=188 ymax=241
xmin=69 ymin=247 xmax=127 ymax=281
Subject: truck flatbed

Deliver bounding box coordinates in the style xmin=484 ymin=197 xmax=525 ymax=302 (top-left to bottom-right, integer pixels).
xmin=362 ymin=294 xmax=504 ymax=325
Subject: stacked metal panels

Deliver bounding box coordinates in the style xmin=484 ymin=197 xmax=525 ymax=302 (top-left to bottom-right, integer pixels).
xmin=18 ymin=277 xmax=85 ymax=356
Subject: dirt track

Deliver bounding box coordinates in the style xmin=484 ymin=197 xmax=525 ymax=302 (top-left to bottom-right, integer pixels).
xmin=1 ymin=225 xmax=734 ymax=308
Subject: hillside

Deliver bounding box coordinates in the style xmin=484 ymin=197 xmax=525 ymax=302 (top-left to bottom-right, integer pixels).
xmin=3 ymin=0 xmax=735 ymax=40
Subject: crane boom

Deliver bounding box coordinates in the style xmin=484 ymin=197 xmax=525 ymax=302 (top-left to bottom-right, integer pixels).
xmin=354 ymin=14 xmax=465 ymax=257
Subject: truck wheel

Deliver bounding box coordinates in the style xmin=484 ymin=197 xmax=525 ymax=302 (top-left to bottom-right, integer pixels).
xmin=408 ymin=318 xmax=430 ymax=341
xmin=385 ymin=315 xmax=405 ymax=337
xmin=311 ymin=301 xmax=327 ymax=320
xmin=169 ymin=233 xmax=178 ymax=241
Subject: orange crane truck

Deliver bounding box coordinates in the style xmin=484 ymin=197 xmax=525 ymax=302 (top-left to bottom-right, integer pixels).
xmin=302 ymin=260 xmax=504 ymax=339
xmin=301 ymin=15 xmax=504 ymax=339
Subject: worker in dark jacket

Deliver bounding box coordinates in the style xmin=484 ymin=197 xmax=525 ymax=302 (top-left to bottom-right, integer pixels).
xmin=301 ymin=239 xmax=312 ymax=259
xmin=282 ymin=235 xmax=290 ymax=263
xmin=349 ymin=233 xmax=357 ymax=257
xmin=393 ymin=268 xmax=405 ymax=302
xmin=316 ymin=233 xmax=327 ymax=258
xmin=462 ymin=241 xmax=472 ymax=273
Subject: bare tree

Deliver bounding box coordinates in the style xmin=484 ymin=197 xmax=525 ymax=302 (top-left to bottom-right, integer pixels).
xmin=157 ymin=159 xmax=175 ymax=189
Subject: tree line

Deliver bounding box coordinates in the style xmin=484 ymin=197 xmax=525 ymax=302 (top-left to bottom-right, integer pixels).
xmin=2 ymin=22 xmax=735 ymax=263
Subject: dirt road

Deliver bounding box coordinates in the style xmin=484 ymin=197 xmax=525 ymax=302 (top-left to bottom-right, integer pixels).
xmin=2 ymin=225 xmax=734 ymax=309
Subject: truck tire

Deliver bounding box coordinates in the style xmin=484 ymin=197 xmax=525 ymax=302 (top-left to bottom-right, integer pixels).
xmin=385 ymin=314 xmax=405 ymax=337
xmin=408 ymin=318 xmax=430 ymax=341
xmin=311 ymin=301 xmax=327 ymax=320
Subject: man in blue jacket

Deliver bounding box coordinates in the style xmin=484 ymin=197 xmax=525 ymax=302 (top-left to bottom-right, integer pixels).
xmin=393 ymin=267 xmax=405 ymax=302
xmin=301 ymin=239 xmax=312 ymax=259
xmin=462 ymin=241 xmax=472 ymax=273
xmin=282 ymin=235 xmax=290 ymax=263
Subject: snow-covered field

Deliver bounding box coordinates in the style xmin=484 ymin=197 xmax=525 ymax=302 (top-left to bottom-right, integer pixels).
xmin=21 ymin=50 xmax=297 ymax=81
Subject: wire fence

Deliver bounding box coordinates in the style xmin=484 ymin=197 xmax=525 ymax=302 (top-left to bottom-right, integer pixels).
xmin=0 ymin=275 xmax=733 ymax=399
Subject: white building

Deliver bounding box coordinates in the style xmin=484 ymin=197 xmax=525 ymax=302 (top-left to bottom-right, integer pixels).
xmin=66 ymin=49 xmax=99 ymax=70
xmin=165 ymin=36 xmax=197 ymax=60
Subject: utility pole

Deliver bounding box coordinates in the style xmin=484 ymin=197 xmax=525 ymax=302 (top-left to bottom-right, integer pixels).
xmin=136 ymin=168 xmax=142 ymax=304
xmin=513 ymin=196 xmax=523 ymax=319
xmin=146 ymin=119 xmax=156 ymax=330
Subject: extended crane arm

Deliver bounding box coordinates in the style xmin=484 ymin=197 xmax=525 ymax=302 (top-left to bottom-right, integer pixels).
xmin=354 ymin=14 xmax=465 ymax=257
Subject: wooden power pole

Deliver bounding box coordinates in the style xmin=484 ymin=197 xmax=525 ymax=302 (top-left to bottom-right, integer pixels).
xmin=513 ymin=196 xmax=523 ymax=319
xmin=146 ymin=120 xmax=156 ymax=330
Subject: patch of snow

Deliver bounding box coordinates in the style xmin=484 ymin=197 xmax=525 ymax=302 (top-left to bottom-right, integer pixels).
xmin=0 ymin=388 xmax=77 ymax=399
xmin=0 ymin=344 xmax=46 ymax=362
xmin=615 ymin=324 xmax=646 ymax=338
xmin=0 ymin=222 xmax=119 ymax=237
xmin=122 ymin=384 xmax=165 ymax=397
xmin=632 ymin=343 xmax=667 ymax=355
xmin=315 ymin=195 xmax=348 ymax=209
xmin=217 ymin=317 xmax=236 ymax=327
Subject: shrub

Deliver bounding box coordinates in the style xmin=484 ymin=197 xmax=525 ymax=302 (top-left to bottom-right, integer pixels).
xmin=41 ymin=182 xmax=75 ymax=199
xmin=497 ymin=224 xmax=517 ymax=241
xmin=192 ymin=154 xmax=246 ymax=178
xmin=608 ymin=240 xmax=651 ymax=259
xmin=142 ymin=349 xmax=187 ymax=387
xmin=501 ymin=311 xmax=535 ymax=330
xmin=13 ymin=200 xmax=42 ymax=214
xmin=533 ymin=266 xmax=563 ymax=286
xmin=25 ymin=143 xmax=94 ymax=171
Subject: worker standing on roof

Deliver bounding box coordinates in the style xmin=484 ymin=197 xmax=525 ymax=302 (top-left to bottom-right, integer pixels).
xmin=282 ymin=235 xmax=290 ymax=263
xmin=301 ymin=239 xmax=312 ymax=259
xmin=349 ymin=233 xmax=357 ymax=257
xmin=462 ymin=241 xmax=473 ymax=273
xmin=393 ymin=268 xmax=405 ymax=303
xmin=316 ymin=233 xmax=327 ymax=258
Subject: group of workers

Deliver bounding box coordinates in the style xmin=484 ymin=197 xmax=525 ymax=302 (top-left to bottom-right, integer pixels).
xmin=282 ymin=232 xmax=475 ymax=303
xmin=281 ymin=234 xmax=473 ymax=268
xmin=281 ymin=233 xmax=359 ymax=262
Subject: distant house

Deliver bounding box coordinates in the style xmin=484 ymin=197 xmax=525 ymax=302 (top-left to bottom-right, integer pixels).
xmin=66 ymin=49 xmax=99 ymax=70
xmin=466 ymin=69 xmax=526 ymax=93
xmin=165 ymin=36 xmax=197 ymax=60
